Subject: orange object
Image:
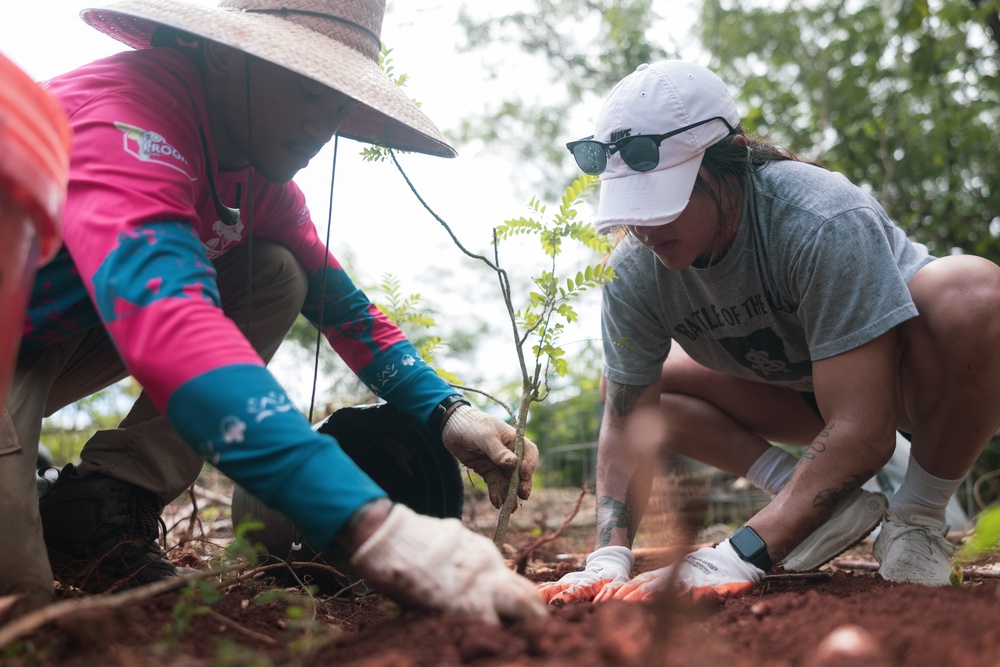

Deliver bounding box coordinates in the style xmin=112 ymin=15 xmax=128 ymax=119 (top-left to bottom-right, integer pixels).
xmin=0 ymin=51 xmax=70 ymax=406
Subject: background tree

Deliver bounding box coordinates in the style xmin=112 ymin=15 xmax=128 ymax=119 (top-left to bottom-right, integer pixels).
xmin=455 ymin=0 xmax=670 ymax=198
xmin=700 ymin=0 xmax=1000 ymax=260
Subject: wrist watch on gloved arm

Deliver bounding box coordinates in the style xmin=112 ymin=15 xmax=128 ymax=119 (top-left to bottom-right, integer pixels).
xmin=428 ymin=394 xmax=471 ymax=434
xmin=728 ymin=525 xmax=773 ymax=571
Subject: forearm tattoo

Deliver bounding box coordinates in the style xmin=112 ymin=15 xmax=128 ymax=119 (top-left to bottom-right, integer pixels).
xmin=801 ymin=421 xmax=835 ymax=460
xmin=812 ymin=471 xmax=877 ymax=510
xmin=606 ymin=381 xmax=642 ymax=419
xmin=596 ymin=496 xmax=629 ymax=548
xmin=801 ymin=419 xmax=877 ymax=512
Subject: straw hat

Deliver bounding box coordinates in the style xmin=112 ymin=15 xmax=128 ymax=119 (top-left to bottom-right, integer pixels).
xmin=80 ymin=0 xmax=456 ymax=158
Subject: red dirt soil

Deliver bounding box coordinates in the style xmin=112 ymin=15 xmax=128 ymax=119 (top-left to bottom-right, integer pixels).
xmin=4 ymin=482 xmax=999 ymax=667
xmin=5 ymin=545 xmax=1000 ymax=667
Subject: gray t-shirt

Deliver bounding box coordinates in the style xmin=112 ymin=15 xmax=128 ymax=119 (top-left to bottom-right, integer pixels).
xmin=601 ymin=160 xmax=935 ymax=392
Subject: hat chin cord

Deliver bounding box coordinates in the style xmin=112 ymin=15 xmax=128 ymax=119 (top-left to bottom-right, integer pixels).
xmin=243 ymin=53 xmax=255 ymax=343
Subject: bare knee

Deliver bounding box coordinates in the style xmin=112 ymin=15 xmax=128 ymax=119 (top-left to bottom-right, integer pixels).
xmin=905 ymin=255 xmax=1000 ymax=354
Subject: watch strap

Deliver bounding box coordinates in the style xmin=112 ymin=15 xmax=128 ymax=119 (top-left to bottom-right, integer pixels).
xmin=428 ymin=394 xmax=471 ymax=434
xmin=729 ymin=525 xmax=772 ymax=571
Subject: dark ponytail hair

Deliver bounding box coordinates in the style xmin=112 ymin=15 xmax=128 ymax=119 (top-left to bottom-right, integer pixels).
xmin=693 ymin=126 xmax=823 ymax=225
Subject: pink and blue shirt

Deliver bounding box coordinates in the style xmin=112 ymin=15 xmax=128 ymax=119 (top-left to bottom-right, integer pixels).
xmin=24 ymin=48 xmax=455 ymax=548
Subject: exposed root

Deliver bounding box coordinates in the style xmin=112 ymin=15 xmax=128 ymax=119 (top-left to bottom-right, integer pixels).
xmin=512 ymin=486 xmax=588 ymax=574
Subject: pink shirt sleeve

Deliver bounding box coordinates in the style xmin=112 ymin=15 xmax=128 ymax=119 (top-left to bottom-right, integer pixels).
xmin=53 ymin=50 xmax=262 ymax=410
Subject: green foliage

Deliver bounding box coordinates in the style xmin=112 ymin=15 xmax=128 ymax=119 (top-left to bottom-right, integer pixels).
xmin=699 ymin=0 xmax=1000 ymax=261
xmin=371 ymin=274 xmax=460 ymax=385
xmin=362 ymin=44 xmax=415 ymax=164
xmin=163 ymin=578 xmax=222 ymax=645
xmin=956 ymin=504 xmax=1000 ymax=563
xmin=498 ymin=174 xmax=615 ymax=382
xmin=212 ymin=640 xmax=273 ymax=667
xmin=473 ymin=172 xmax=614 ymax=541
xmin=161 ymin=517 xmax=266 ymax=646
xmin=376 ymin=274 xmax=435 ymax=330
xmin=950 ymin=503 xmax=1000 ymax=587
xmin=379 ymin=44 xmax=409 ymax=90
xmin=253 ymin=588 xmax=325 ymax=642
xmin=227 ymin=516 xmax=265 ymax=568
xmin=160 ymin=516 xmax=334 ymax=657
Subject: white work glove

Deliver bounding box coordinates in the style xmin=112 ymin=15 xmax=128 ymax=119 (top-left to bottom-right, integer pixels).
xmin=349 ymin=503 xmax=548 ymax=625
xmin=595 ymin=540 xmax=763 ymax=603
xmin=441 ymin=405 xmax=538 ymax=509
xmin=537 ymin=546 xmax=634 ymax=604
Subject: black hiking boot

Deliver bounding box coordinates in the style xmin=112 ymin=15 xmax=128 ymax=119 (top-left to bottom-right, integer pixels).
xmin=39 ymin=463 xmax=179 ymax=593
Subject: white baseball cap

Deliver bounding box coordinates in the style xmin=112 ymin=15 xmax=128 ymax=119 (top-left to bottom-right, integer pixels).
xmin=589 ymin=61 xmax=739 ymax=234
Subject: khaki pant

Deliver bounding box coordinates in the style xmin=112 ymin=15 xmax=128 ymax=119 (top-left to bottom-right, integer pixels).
xmin=0 ymin=241 xmax=307 ymax=599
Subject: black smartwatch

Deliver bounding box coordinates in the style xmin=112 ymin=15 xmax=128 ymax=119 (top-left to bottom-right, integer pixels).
xmin=428 ymin=395 xmax=470 ymax=433
xmin=728 ymin=526 xmax=772 ymax=571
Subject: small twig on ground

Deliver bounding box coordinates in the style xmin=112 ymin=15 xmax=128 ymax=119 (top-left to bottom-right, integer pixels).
xmin=273 ymin=558 xmax=319 ymax=624
xmin=833 ymin=558 xmax=1000 ymax=580
xmin=962 ymin=565 xmax=1000 ymax=579
xmin=175 ymin=486 xmax=202 ymax=545
xmin=190 ymin=484 xmax=233 ymax=506
xmin=0 ymin=553 xmax=358 ymax=649
xmin=217 ymin=561 xmax=356 ymax=601
xmin=830 ymin=559 xmax=879 ymax=571
xmin=0 ymin=566 xmax=237 ymax=649
xmin=765 ymin=571 xmax=835 ymax=581
xmin=512 ymin=487 xmax=588 ymax=574
xmin=207 ymin=608 xmax=277 ymax=646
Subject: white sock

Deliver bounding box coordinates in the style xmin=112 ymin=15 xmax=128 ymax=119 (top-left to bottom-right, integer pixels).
xmin=889 ymin=453 xmax=963 ymax=522
xmin=746 ymin=447 xmax=798 ymax=496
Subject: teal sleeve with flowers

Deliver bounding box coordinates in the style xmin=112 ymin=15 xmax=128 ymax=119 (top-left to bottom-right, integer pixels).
xmin=166 ymin=364 xmax=385 ymax=548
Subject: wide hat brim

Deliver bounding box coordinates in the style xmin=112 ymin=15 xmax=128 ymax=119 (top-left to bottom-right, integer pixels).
xmin=80 ymin=0 xmax=456 ymax=158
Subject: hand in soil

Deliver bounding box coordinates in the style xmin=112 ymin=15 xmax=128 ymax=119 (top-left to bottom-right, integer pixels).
xmin=596 ymin=540 xmax=762 ymax=603
xmin=538 ymin=545 xmax=634 ymax=604
xmin=350 ymin=503 xmax=548 ymax=624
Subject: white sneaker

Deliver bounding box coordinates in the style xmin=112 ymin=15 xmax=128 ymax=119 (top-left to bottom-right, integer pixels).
xmin=873 ymin=509 xmax=956 ymax=586
xmin=780 ymin=489 xmax=888 ymax=571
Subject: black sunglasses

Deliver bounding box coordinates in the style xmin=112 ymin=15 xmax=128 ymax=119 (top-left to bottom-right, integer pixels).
xmin=566 ymin=116 xmax=736 ymax=175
